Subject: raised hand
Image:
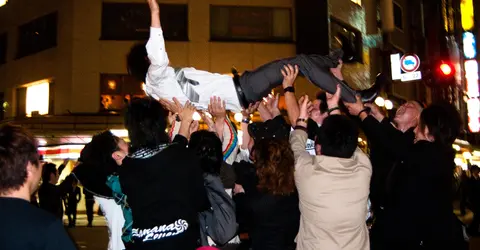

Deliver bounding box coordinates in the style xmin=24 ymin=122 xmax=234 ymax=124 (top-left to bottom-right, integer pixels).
xmin=365 ymin=103 xmax=384 ymax=122
xmin=299 ymin=95 xmax=311 ymax=121
xmin=241 ymin=102 xmax=260 ymax=117
xmin=159 ymin=97 xmax=183 ymax=114
xmin=326 ymin=84 xmax=341 ymax=109
xmin=264 ymin=93 xmax=281 ymax=117
xmin=189 ymin=120 xmax=199 ymax=135
xmin=201 ymin=112 xmax=216 ymax=132
xmin=179 ymin=101 xmax=196 ymax=123
xmin=281 ymin=64 xmax=299 ymax=88
xmin=147 ymin=0 xmax=159 ymax=13
xmin=208 ymin=96 xmax=227 ymax=119
xmin=345 ymin=95 xmax=366 ymax=117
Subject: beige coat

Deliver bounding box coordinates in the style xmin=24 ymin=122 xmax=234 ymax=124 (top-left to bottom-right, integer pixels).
xmin=290 ymin=129 xmax=372 ymax=250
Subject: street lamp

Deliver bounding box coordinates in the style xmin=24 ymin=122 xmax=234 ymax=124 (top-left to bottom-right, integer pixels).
xmin=0 ymin=0 xmax=7 ymax=8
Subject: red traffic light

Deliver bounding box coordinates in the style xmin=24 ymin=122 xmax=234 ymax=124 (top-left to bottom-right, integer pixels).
xmin=439 ymin=63 xmax=453 ymax=76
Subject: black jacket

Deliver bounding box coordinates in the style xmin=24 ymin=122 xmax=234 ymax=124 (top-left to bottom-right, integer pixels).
xmin=38 ymin=164 xmax=70 ymax=219
xmin=119 ymin=135 xmax=210 ymax=250
xmin=234 ymin=160 xmax=300 ymax=250
xmin=380 ymin=141 xmax=456 ymax=248
xmin=360 ymin=116 xmax=415 ymax=210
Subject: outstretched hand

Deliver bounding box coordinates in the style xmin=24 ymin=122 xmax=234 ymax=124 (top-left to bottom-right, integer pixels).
xmin=326 ymin=84 xmax=341 ymax=108
xmin=299 ymin=95 xmax=312 ymax=121
xmin=147 ymin=0 xmax=159 ymax=13
xmin=159 ymin=97 xmax=183 ymax=114
xmin=242 ymin=102 xmax=260 ymax=117
xmin=179 ymin=101 xmax=196 ymax=123
xmin=281 ymin=64 xmax=299 ymax=88
xmin=264 ymin=93 xmax=281 ymax=117
xmin=208 ymin=96 xmax=226 ymax=119
xmin=344 ymin=95 xmax=365 ymax=116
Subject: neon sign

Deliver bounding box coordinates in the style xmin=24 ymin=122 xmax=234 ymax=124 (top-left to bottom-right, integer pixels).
xmin=463 ymin=32 xmax=477 ymax=59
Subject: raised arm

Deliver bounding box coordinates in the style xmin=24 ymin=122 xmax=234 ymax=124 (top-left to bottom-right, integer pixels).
xmin=146 ymin=0 xmax=170 ymax=87
xmin=281 ymin=65 xmax=301 ymax=125
xmin=289 ymin=97 xmax=313 ymax=166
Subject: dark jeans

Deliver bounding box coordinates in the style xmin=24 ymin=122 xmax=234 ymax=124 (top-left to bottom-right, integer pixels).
xmin=85 ymin=199 xmax=95 ymax=224
xmin=239 ymin=54 xmax=356 ymax=104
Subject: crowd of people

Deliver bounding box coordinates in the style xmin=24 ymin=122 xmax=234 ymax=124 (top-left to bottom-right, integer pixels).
xmin=0 ymin=1 xmax=472 ymax=250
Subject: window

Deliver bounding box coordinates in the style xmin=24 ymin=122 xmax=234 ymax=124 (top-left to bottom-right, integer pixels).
xmin=330 ymin=18 xmax=363 ymax=63
xmin=210 ymin=6 xmax=293 ymax=42
xmin=100 ymin=74 xmax=146 ymax=112
xmin=16 ymin=80 xmax=52 ymax=117
xmin=17 ymin=12 xmax=57 ymax=58
xmin=393 ymin=2 xmax=403 ymax=30
xmin=0 ymin=33 xmax=6 ymax=64
xmin=101 ymin=3 xmax=188 ymax=41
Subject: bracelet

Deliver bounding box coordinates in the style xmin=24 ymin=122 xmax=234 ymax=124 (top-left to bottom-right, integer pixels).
xmin=242 ymin=117 xmax=250 ymax=123
xmin=327 ymin=107 xmax=340 ymax=115
xmin=357 ymin=108 xmax=370 ymax=117
xmin=284 ymin=86 xmax=295 ymax=93
xmin=296 ymin=118 xmax=307 ymax=124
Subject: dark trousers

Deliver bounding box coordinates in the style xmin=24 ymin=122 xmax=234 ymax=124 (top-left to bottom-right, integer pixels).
xmin=85 ymin=199 xmax=95 ymax=224
xmin=238 ymin=54 xmax=356 ymax=104
xmin=67 ymin=203 xmax=77 ymax=226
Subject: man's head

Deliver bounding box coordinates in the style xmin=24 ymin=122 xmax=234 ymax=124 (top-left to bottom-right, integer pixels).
xmin=127 ymin=43 xmax=149 ymax=82
xmin=0 ymin=124 xmax=41 ymax=198
xmin=42 ymin=163 xmax=59 ymax=185
xmin=393 ymin=100 xmax=423 ymax=129
xmin=310 ymin=91 xmax=329 ymax=125
xmin=125 ymin=97 xmax=170 ymax=150
xmin=315 ymin=115 xmax=359 ymax=158
xmin=80 ymin=130 xmax=129 ymax=174
xmin=189 ymin=130 xmax=223 ymax=175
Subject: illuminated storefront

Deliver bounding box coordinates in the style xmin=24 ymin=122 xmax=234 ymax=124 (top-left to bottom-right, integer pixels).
xmin=461 ymin=0 xmax=480 ymax=133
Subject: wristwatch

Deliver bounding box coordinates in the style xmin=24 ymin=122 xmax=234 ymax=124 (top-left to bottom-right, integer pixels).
xmin=284 ymin=86 xmax=295 ymax=93
xmin=242 ymin=117 xmax=251 ymax=124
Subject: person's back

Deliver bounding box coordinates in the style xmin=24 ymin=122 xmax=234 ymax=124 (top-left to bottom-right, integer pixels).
xmin=291 ymin=114 xmax=371 ymax=250
xmin=120 ymin=97 xmax=209 ymax=250
xmin=0 ymin=197 xmax=75 ymax=250
xmin=0 ymin=124 xmax=76 ymax=250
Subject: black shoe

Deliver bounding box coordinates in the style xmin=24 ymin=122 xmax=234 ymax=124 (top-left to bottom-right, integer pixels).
xmin=87 ymin=223 xmax=93 ymax=227
xmin=359 ymin=73 xmax=388 ymax=103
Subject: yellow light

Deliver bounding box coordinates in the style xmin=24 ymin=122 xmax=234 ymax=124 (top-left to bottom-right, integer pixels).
xmin=26 ymin=81 xmax=49 ymax=117
xmin=461 ymin=0 xmax=474 ymax=30
xmin=192 ymin=112 xmax=201 ymax=121
xmin=234 ymin=113 xmax=243 ymax=123
xmin=358 ymin=138 xmax=363 ymax=142
xmin=452 ymin=144 xmax=461 ymax=151
xmin=351 ymin=0 xmax=361 ymax=6
xmin=384 ymin=100 xmax=393 ymax=110
xmin=108 ymin=80 xmax=116 ymax=90
xmin=0 ymin=0 xmax=7 ymax=8
xmin=463 ymin=151 xmax=473 ymax=160
xmin=473 ymin=151 xmax=480 ymax=157
xmin=374 ymin=97 xmax=385 ymax=107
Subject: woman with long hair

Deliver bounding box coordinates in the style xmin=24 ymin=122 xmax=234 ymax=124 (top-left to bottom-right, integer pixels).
xmin=237 ymin=138 xmax=300 ymax=250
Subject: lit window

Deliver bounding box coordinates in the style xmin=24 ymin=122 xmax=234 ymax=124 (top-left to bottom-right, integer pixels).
xmin=26 ymin=81 xmax=49 ymax=117
xmin=0 ymin=0 xmax=7 ymax=8
xmin=351 ymin=0 xmax=361 ymax=6
xmin=461 ymin=0 xmax=474 ymax=30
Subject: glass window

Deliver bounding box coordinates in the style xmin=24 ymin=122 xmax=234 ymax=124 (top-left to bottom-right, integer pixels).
xmin=0 ymin=33 xmax=6 ymax=64
xmin=393 ymin=2 xmax=403 ymax=30
xmin=100 ymin=74 xmax=146 ymax=112
xmin=330 ymin=18 xmax=363 ymax=64
xmin=17 ymin=12 xmax=57 ymax=58
xmin=210 ymin=6 xmax=293 ymax=42
xmin=101 ymin=3 xmax=188 ymax=41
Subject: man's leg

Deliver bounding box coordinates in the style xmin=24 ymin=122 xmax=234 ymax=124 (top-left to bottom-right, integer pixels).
xmin=86 ymin=200 xmax=94 ymax=227
xmin=238 ymin=53 xmax=357 ymax=104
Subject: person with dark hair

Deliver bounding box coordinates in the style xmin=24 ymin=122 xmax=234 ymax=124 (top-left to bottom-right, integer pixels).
xmin=65 ymin=178 xmax=81 ymax=228
xmin=72 ymin=130 xmax=129 ymax=250
xmin=130 ymin=0 xmax=381 ymax=115
xmin=0 ymin=124 xmax=76 ymax=250
xmin=289 ymin=86 xmax=372 ymax=250
xmin=361 ymin=102 xmax=463 ymax=249
xmin=119 ymin=97 xmax=210 ymax=250
xmin=38 ymin=159 xmax=71 ymax=219
xmin=189 ymin=130 xmax=224 ymax=175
